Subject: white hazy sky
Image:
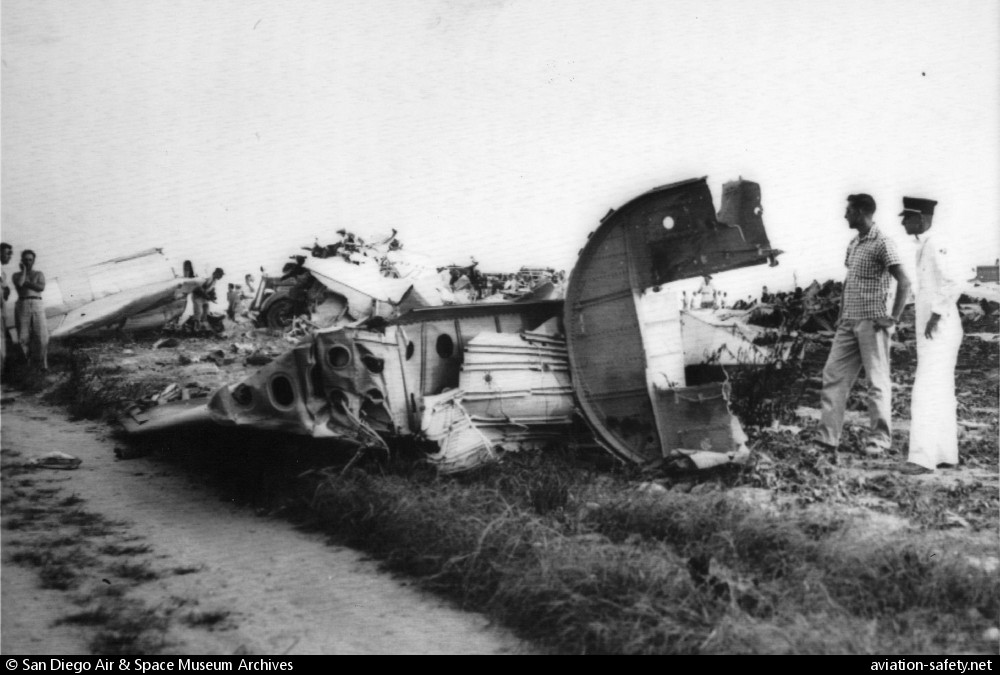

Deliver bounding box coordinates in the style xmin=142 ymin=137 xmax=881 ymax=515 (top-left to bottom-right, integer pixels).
xmin=2 ymin=0 xmax=998 ymax=295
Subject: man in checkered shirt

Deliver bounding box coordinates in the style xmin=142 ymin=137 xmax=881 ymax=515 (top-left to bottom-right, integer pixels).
xmin=813 ymin=193 xmax=911 ymax=459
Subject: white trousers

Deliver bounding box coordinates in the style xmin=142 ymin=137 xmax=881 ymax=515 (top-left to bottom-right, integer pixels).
xmin=907 ymin=313 xmax=962 ymax=469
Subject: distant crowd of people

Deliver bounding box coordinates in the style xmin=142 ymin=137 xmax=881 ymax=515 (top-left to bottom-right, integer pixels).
xmin=681 ymin=279 xmax=839 ymax=313
xmin=438 ymin=266 xmax=567 ymax=303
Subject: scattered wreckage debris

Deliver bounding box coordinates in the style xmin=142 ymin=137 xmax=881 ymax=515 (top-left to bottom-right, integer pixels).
xmin=24 ymin=451 xmax=82 ymax=470
xmin=565 ymin=177 xmax=782 ymax=469
xmin=117 ymin=176 xmax=793 ymax=476
xmin=120 ymin=382 xmax=215 ymax=432
xmin=120 ymin=300 xmax=567 ymax=469
xmin=247 ymin=232 xmax=452 ymax=331
xmin=421 ymin=321 xmax=574 ymax=473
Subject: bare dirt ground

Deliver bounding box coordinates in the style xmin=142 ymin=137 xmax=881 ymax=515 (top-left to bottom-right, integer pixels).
xmin=0 ymin=392 xmax=530 ymax=655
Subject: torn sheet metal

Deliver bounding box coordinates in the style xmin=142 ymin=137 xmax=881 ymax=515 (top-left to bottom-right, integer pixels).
xmin=41 ymin=249 xmax=197 ymax=339
xmin=421 ymin=389 xmax=499 ymax=474
xmin=421 ymin=393 xmax=571 ymax=475
xmin=119 ymin=398 xmax=214 ymax=435
xmin=125 ymin=328 xmax=392 ymax=453
xmin=205 ymin=330 xmax=390 ymax=450
xmin=384 ymin=249 xmax=455 ymax=306
xmin=121 ymin=301 xmax=566 ymax=467
xmin=303 ymin=256 xmax=413 ymax=324
xmin=421 ymin=324 xmax=573 ymax=473
xmin=565 ymin=177 xmax=781 ymax=465
xmin=651 ymin=380 xmax=749 ymax=469
xmin=51 ymin=277 xmax=203 ymax=339
xmin=680 ymin=308 xmax=776 ymax=366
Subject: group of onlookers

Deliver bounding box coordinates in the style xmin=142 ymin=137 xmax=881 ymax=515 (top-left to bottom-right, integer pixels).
xmin=1 ymin=243 xmax=49 ymax=373
xmin=810 ymin=193 xmax=963 ymax=475
xmin=672 ymin=193 xmax=964 ymax=475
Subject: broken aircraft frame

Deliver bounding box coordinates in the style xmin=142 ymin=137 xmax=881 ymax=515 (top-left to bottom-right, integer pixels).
xmin=124 ymin=177 xmax=783 ymax=472
xmin=18 ymin=249 xmax=204 ymax=340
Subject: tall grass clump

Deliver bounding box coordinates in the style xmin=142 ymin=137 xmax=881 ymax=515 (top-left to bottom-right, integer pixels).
xmin=307 ymin=467 xmax=733 ymax=654
xmin=302 ymin=459 xmax=998 ymax=654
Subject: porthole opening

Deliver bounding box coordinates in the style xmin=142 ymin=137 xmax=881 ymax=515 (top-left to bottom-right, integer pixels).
xmin=361 ymin=354 xmax=384 ymax=374
xmin=365 ymin=388 xmax=384 ymax=404
xmin=405 ymin=341 xmax=415 ymax=360
xmin=232 ymin=384 xmax=254 ymax=407
xmin=327 ymin=345 xmax=352 ymax=369
xmin=269 ymin=375 xmax=295 ymax=408
xmin=662 ymin=215 xmax=675 ymax=230
xmin=436 ymin=334 xmax=455 ymax=359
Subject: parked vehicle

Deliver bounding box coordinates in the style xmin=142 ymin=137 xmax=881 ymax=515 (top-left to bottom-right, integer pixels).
xmin=247 ymin=259 xmax=316 ymax=329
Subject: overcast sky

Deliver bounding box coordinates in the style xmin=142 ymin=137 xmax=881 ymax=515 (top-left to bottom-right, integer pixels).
xmin=2 ymin=0 xmax=998 ymax=295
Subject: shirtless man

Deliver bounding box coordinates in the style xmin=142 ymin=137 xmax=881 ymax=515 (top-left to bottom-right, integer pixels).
xmin=12 ymin=249 xmax=49 ymax=371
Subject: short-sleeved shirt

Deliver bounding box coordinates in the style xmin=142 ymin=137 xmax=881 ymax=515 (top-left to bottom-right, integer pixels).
xmin=841 ymin=225 xmax=903 ymax=320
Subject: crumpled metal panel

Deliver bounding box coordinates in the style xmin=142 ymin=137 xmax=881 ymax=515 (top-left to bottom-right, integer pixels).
xmin=565 ymin=177 xmax=780 ymax=464
xmin=651 ymin=381 xmax=738 ymax=453
xmin=206 ymin=331 xmax=389 ymax=450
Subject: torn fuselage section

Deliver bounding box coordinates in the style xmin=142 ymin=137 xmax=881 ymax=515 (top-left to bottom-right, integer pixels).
xmin=206 ymin=329 xmax=392 ymax=452
xmin=122 ymin=301 xmax=568 ymax=472
xmin=565 ymin=177 xmax=781 ymax=466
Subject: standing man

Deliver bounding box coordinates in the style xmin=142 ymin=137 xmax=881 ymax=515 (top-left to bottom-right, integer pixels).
xmin=897 ymin=197 xmax=963 ymax=474
xmin=812 ymin=194 xmax=911 ymax=458
xmin=193 ymin=267 xmax=224 ymax=331
xmin=696 ymin=275 xmax=717 ymax=309
xmin=12 ymin=249 xmax=49 ymax=372
xmin=1 ymin=243 xmax=13 ymax=372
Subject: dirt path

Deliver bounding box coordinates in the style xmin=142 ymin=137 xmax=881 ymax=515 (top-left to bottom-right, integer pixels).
xmin=0 ymin=394 xmax=531 ymax=655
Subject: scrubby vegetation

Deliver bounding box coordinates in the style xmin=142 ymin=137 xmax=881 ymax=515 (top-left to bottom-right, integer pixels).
xmin=289 ymin=448 xmax=997 ymax=654
xmin=5 ymin=321 xmax=997 ymax=654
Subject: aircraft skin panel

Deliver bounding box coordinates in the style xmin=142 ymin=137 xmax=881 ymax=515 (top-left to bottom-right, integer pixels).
xmin=567 ymin=222 xmax=656 ymax=464
xmin=50 ymin=278 xmax=202 ymax=339
xmin=565 ymin=178 xmax=780 ymax=465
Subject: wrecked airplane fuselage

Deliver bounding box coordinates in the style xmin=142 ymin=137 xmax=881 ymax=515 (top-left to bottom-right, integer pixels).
xmin=124 ymin=301 xmax=566 ymax=459
xmin=123 ymin=177 xmax=783 ymax=474
xmin=565 ymin=177 xmax=781 ymax=466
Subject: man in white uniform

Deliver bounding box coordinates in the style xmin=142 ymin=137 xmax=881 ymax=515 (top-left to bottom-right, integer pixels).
xmin=898 ymin=197 xmax=964 ymax=474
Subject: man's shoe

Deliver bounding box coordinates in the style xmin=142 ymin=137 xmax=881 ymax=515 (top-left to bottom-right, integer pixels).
xmin=898 ymin=462 xmax=933 ymax=475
